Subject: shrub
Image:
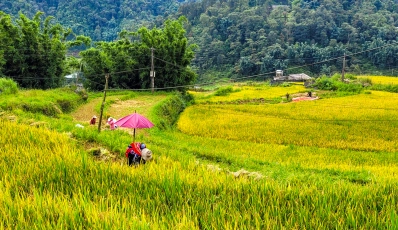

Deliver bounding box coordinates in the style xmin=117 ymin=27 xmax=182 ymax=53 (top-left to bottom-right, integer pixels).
xmin=0 ymin=78 xmax=18 ymax=95
xmin=335 ymin=81 xmax=363 ymax=93
xmin=214 ymin=86 xmax=234 ymax=96
xmin=313 ymin=77 xmax=337 ymax=90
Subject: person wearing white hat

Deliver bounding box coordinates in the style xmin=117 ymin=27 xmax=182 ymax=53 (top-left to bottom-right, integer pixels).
xmin=125 ymin=142 xmax=153 ymax=166
xmin=90 ymin=115 xmax=97 ymax=125
xmin=107 ymin=117 xmax=116 ymax=130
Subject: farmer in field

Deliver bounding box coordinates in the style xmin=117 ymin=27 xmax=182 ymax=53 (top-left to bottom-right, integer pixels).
xmin=125 ymin=142 xmax=153 ymax=166
xmin=90 ymin=115 xmax=97 ymax=125
xmin=107 ymin=117 xmax=116 ymax=130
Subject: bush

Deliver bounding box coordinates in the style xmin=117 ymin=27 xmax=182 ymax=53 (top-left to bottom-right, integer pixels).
xmin=335 ymin=81 xmax=363 ymax=93
xmin=313 ymin=77 xmax=337 ymax=90
xmin=214 ymin=86 xmax=234 ymax=96
xmin=0 ymin=78 xmax=18 ymax=95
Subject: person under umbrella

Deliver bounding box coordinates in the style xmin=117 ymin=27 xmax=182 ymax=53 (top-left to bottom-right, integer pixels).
xmin=125 ymin=142 xmax=152 ymax=166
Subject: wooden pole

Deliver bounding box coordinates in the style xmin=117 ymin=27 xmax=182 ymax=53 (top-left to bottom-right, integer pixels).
xmin=150 ymin=47 xmax=155 ymax=93
xmin=98 ymin=73 xmax=109 ymax=132
xmin=341 ymin=53 xmax=346 ymax=82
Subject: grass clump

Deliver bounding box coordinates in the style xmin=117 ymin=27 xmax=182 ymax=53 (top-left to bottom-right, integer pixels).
xmin=214 ymin=86 xmax=235 ymax=96
xmin=0 ymin=78 xmax=18 ymax=95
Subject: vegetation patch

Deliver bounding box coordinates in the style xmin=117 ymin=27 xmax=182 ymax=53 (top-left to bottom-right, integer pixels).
xmin=0 ymin=78 xmax=18 ymax=95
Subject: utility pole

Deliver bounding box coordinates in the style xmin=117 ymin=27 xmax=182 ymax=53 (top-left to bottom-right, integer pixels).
xmin=98 ymin=73 xmax=109 ymax=132
xmin=77 ymin=61 xmax=83 ymax=86
xmin=341 ymin=53 xmax=346 ymax=82
xmin=150 ymin=47 xmax=155 ymax=93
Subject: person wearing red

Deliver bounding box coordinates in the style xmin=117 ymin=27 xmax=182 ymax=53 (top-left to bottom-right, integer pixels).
xmin=90 ymin=115 xmax=97 ymax=125
xmin=125 ymin=142 xmax=146 ymax=166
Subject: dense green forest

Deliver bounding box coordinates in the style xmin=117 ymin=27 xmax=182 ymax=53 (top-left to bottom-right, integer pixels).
xmin=0 ymin=0 xmax=194 ymax=41
xmin=1 ymin=0 xmax=398 ymax=87
xmin=0 ymin=11 xmax=195 ymax=90
xmin=177 ymin=0 xmax=398 ymax=81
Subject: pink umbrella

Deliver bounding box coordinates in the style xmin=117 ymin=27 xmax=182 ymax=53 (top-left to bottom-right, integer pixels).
xmin=115 ymin=111 xmax=154 ymax=141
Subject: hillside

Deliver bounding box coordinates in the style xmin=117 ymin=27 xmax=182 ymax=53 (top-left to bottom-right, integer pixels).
xmin=178 ymin=0 xmax=398 ymax=80
xmin=2 ymin=0 xmax=398 ymax=83
xmin=0 ymin=0 xmax=195 ymax=41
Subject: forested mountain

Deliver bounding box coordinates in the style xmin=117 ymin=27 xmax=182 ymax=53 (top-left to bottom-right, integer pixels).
xmin=177 ymin=0 xmax=398 ymax=81
xmin=0 ymin=0 xmax=194 ymax=41
xmin=2 ymin=0 xmax=398 ymax=83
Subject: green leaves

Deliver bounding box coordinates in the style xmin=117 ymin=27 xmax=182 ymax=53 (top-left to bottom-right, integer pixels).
xmin=0 ymin=11 xmax=85 ymax=89
xmin=80 ymin=17 xmax=197 ymax=91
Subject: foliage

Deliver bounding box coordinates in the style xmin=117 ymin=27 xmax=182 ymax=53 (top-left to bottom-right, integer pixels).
xmin=0 ymin=11 xmax=87 ymax=89
xmin=370 ymin=84 xmax=398 ymax=93
xmin=179 ymin=0 xmax=398 ymax=79
xmin=0 ymin=87 xmax=85 ymax=116
xmin=214 ymin=86 xmax=234 ymax=96
xmin=80 ymin=17 xmax=197 ymax=91
xmin=0 ymin=0 xmax=193 ymax=42
xmin=313 ymin=76 xmax=364 ymax=92
xmin=152 ymin=92 xmax=194 ymax=130
xmin=0 ymin=78 xmax=18 ymax=95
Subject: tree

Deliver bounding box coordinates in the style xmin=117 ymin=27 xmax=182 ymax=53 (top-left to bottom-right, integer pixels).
xmin=81 ymin=16 xmax=197 ymax=91
xmin=0 ymin=11 xmax=86 ymax=89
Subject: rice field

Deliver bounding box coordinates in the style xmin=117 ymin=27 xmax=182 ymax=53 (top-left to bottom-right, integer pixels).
xmin=192 ymin=82 xmax=307 ymax=103
xmin=178 ymin=90 xmax=398 ymax=152
xmin=1 ymin=81 xmax=398 ymax=229
xmin=357 ymin=75 xmax=398 ymax=85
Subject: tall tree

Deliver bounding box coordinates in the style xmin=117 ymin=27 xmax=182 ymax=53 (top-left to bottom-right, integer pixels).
xmin=81 ymin=16 xmax=197 ymax=91
xmin=0 ymin=11 xmax=89 ymax=89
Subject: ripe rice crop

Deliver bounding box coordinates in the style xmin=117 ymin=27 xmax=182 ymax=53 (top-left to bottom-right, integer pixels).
xmin=357 ymin=75 xmax=398 ymax=85
xmin=192 ymin=83 xmax=306 ymax=103
xmin=178 ymin=91 xmax=398 ymax=152
xmin=2 ymin=119 xmax=398 ymax=229
xmin=2 ymin=86 xmax=398 ymax=229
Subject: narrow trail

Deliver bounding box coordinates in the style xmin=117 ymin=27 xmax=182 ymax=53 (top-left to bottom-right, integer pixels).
xmin=71 ymin=94 xmax=167 ymax=124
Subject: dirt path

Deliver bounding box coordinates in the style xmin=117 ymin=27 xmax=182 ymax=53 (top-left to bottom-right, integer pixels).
xmin=71 ymin=94 xmax=167 ymax=122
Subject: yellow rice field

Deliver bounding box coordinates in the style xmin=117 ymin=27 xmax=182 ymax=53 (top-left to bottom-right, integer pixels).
xmin=1 ymin=85 xmax=398 ymax=229
xmin=191 ymin=83 xmax=307 ymax=103
xmin=357 ymin=75 xmax=398 ymax=84
xmin=178 ymin=90 xmax=398 ymax=153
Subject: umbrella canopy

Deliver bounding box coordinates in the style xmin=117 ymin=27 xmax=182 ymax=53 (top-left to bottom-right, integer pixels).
xmin=115 ymin=112 xmax=154 ymax=141
xmin=115 ymin=113 xmax=154 ymax=129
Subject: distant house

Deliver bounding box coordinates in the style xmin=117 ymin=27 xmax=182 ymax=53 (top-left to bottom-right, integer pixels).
xmin=273 ymin=71 xmax=312 ymax=82
xmin=64 ymin=72 xmax=84 ymax=90
xmin=64 ymin=72 xmax=79 ymax=84
xmin=287 ymin=73 xmax=312 ymax=81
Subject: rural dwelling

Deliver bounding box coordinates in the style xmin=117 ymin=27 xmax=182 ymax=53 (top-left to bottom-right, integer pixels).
xmin=64 ymin=72 xmax=79 ymax=85
xmin=64 ymin=72 xmax=84 ymax=90
xmin=273 ymin=71 xmax=312 ymax=82
xmin=287 ymin=73 xmax=312 ymax=81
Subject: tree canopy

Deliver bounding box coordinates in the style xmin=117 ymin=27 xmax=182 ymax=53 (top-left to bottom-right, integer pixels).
xmin=80 ymin=17 xmax=197 ymax=91
xmin=0 ymin=11 xmax=88 ymax=89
